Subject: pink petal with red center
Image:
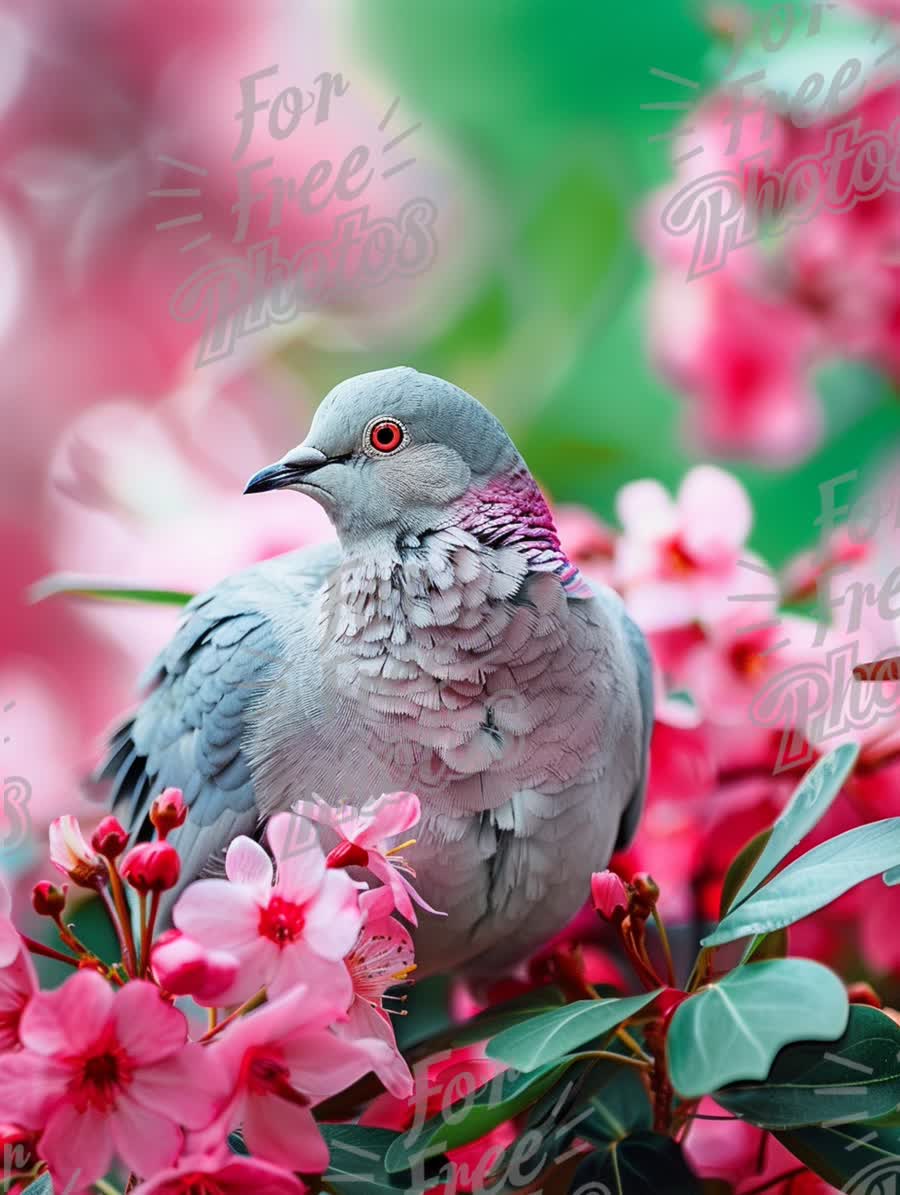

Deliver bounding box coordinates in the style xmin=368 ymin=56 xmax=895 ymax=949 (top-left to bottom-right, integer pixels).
xmin=225 ymin=835 xmax=274 ymax=893
xmin=111 ymin=980 xmax=187 ymax=1065
xmin=20 ymin=969 xmax=113 ymax=1056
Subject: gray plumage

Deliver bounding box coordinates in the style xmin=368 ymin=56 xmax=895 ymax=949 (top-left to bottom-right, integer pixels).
xmin=100 ymin=367 xmax=652 ymax=978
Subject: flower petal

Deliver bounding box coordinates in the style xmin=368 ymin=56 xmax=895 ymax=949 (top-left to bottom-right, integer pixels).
xmin=129 ymin=1042 xmax=228 ymax=1131
xmin=41 ymin=1099 xmax=114 ymax=1193
xmin=173 ymin=878 xmax=262 ymax=951
xmin=20 ymin=969 xmax=113 ymax=1056
xmin=244 ymin=1094 xmax=328 ymax=1174
xmin=358 ymin=792 xmax=420 ymax=845
xmin=268 ymin=813 xmax=326 ymax=903
xmin=0 ymin=1048 xmax=69 ymax=1125
xmin=225 ymin=836 xmax=273 ymax=892
xmin=112 ymin=1094 xmax=183 ymax=1177
xmin=112 ymin=981 xmax=187 ymax=1065
xmin=304 ymin=870 xmax=363 ymax=960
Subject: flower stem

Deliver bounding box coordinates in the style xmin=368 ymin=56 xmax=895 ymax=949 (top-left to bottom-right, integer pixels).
xmin=107 ymin=860 xmax=138 ymax=977
xmin=94 ymin=1180 xmax=122 ymax=1195
xmin=140 ymin=891 xmax=161 ymax=976
xmin=652 ymin=908 xmax=677 ymax=987
xmin=615 ymin=1026 xmax=653 ymax=1063
xmin=198 ymin=990 xmax=267 ymax=1042
xmin=581 ymin=1049 xmax=651 ymax=1072
xmin=22 ymin=934 xmax=81 ymax=967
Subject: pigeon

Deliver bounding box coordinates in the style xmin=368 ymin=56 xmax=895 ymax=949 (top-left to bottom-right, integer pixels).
xmin=100 ymin=367 xmax=652 ymax=979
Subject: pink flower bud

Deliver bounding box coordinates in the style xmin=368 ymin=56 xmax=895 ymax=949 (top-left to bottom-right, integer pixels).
xmin=91 ymin=815 xmax=129 ymax=860
xmin=150 ymin=929 xmax=238 ymax=1004
xmin=48 ymin=815 xmax=106 ymax=890
xmin=150 ymin=788 xmax=188 ymax=839
xmin=591 ymin=870 xmax=628 ymax=921
xmin=120 ymin=841 xmax=181 ymax=894
xmin=32 ymin=881 xmax=66 ymax=918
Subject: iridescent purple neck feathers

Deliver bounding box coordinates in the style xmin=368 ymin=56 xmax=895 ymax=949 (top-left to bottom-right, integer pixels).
xmin=454 ymin=469 xmax=593 ymax=599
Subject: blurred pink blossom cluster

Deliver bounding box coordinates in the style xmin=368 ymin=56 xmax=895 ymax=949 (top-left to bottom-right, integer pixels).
xmin=644 ymin=53 xmax=900 ymax=464
xmin=557 ymin=461 xmax=900 ymax=983
xmin=0 ymin=789 xmax=431 ymax=1192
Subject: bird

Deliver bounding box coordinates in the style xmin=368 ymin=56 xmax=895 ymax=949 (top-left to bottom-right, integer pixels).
xmin=99 ymin=367 xmax=653 ymax=979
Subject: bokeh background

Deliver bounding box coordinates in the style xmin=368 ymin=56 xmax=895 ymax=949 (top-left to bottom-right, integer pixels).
xmin=2 ymin=0 xmax=900 ymax=1171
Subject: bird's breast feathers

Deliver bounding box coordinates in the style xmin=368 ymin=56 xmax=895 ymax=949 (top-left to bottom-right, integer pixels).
xmin=251 ymin=526 xmax=639 ymax=818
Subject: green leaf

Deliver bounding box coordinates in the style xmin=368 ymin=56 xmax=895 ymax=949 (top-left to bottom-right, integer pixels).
xmin=321 ymin=1125 xmax=442 ymax=1194
xmin=776 ymin=1121 xmax=900 ymax=1191
xmin=444 ymin=987 xmax=566 ymax=1050
xmin=719 ymin=828 xmax=772 ymax=918
xmin=715 ymin=1005 xmax=900 ymax=1129
xmin=885 ymin=865 xmax=900 ymax=886
xmin=578 ymin=1066 xmax=653 ymax=1150
xmin=485 ymin=989 xmax=661 ymax=1072
xmin=727 ymin=745 xmax=859 ymax=911
xmin=702 ymin=818 xmax=900 ymax=948
xmin=572 ymin=1131 xmax=702 ymax=1195
xmin=383 ymin=1062 xmax=568 ymax=1173
xmin=19 ymin=1179 xmax=53 ymax=1195
xmin=30 ymin=573 xmax=194 ymax=606
xmin=667 ymin=959 xmax=849 ymax=1099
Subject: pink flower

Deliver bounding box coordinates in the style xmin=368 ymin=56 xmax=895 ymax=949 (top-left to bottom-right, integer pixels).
xmin=174 ymin=813 xmax=362 ymax=1007
xmin=133 ymin=1154 xmax=305 ymax=1195
xmin=555 ymin=505 xmax=618 ymax=587
xmin=0 ymin=875 xmax=22 ymax=967
xmin=293 ymin=792 xmax=439 ymax=924
xmin=614 ymin=466 xmax=761 ymax=631
xmin=335 ymin=892 xmax=415 ymax=1098
xmin=48 ymin=814 xmax=106 ymax=889
xmin=150 ymin=930 xmax=239 ymax=1006
xmin=0 ymin=970 xmax=226 ymax=1191
xmin=207 ymin=986 xmax=396 ymax=1174
xmin=590 ymin=870 xmax=628 ymax=921
xmin=0 ymin=942 xmax=37 ymax=1051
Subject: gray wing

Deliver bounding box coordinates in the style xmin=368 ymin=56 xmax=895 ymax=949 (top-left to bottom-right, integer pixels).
xmin=97 ymin=542 xmax=341 ymax=885
xmin=614 ymin=607 xmax=654 ymax=850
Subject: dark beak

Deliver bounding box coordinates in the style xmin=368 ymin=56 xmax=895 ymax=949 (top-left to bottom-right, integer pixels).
xmin=243 ymin=447 xmax=329 ymax=495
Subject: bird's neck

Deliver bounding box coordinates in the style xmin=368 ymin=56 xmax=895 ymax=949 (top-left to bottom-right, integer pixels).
xmin=449 ymin=468 xmax=592 ymax=598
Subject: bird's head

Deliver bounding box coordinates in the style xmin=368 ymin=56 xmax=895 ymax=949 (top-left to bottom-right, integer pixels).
xmin=244 ymin=367 xmax=524 ymax=544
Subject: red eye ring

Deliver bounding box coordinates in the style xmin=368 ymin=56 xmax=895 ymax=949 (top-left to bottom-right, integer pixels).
xmin=366 ymin=418 xmax=406 ymax=454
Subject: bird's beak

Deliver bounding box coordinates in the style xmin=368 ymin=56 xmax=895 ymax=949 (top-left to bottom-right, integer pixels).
xmin=243 ymin=446 xmax=329 ymax=494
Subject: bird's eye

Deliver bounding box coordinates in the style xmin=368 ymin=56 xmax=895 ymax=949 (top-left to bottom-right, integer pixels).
xmin=366 ymin=418 xmax=406 ymax=455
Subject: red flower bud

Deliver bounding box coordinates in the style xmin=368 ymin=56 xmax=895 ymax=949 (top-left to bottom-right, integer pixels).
xmin=120 ymin=841 xmax=181 ymax=894
xmin=31 ymin=881 xmax=67 ymax=918
xmin=848 ymin=981 xmax=883 ymax=1009
xmin=326 ymin=839 xmax=370 ymax=869
xmin=591 ymin=870 xmax=628 ymax=921
xmin=91 ymin=815 xmax=129 ymax=860
xmin=149 ymin=788 xmax=187 ymax=839
xmin=151 ymin=929 xmax=238 ymax=1003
